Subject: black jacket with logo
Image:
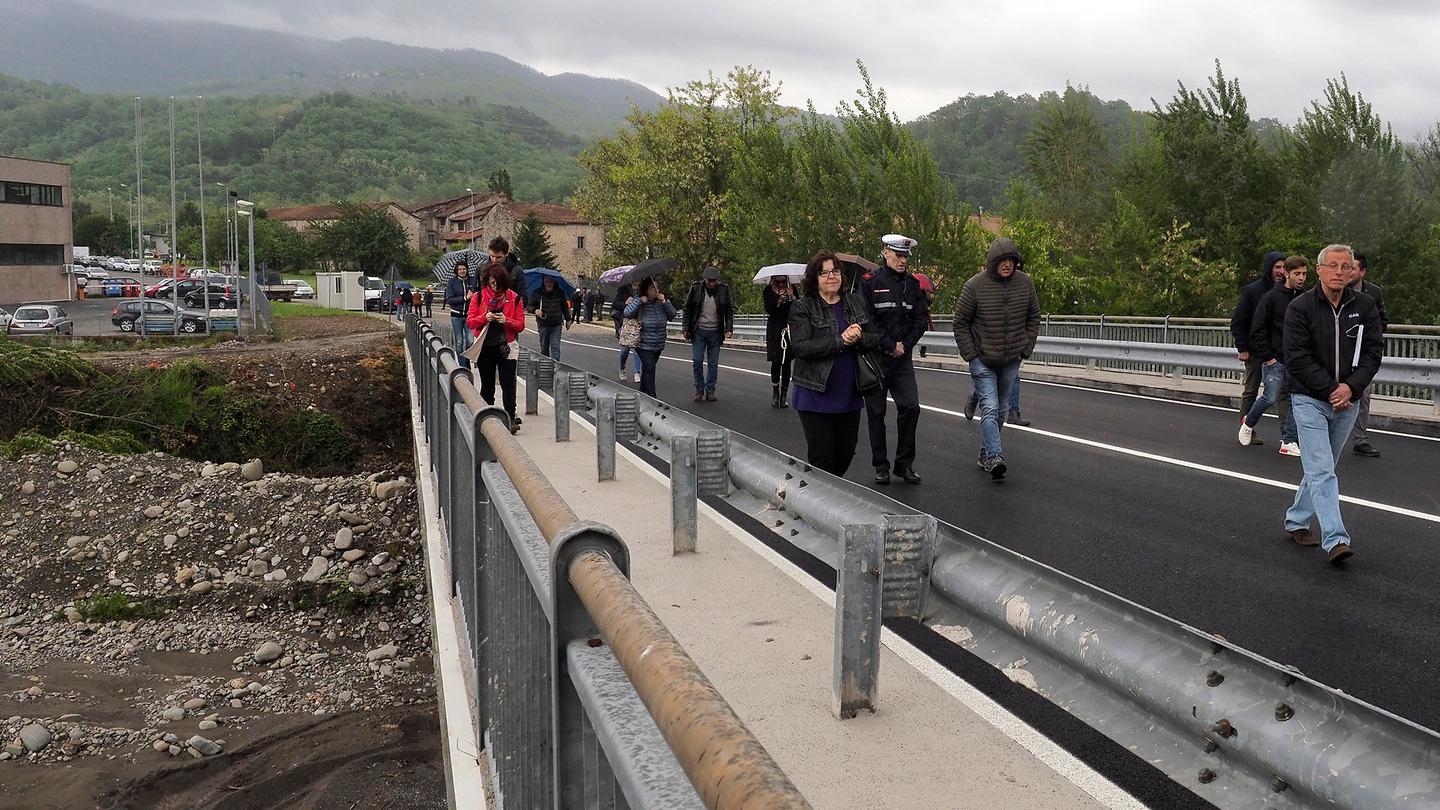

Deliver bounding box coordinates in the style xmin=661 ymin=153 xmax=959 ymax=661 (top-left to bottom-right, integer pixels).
xmin=1283 ymin=285 xmax=1385 ymax=401
xmin=860 ymin=264 xmax=928 ymax=357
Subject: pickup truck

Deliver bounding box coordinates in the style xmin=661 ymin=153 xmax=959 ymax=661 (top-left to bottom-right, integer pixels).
xmin=259 ymin=283 xmax=298 ymax=301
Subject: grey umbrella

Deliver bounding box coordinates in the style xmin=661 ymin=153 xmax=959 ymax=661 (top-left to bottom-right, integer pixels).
xmin=433 ymin=249 xmax=487 ymax=283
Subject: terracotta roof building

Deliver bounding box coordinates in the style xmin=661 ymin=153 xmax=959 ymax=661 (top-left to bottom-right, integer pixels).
xmin=268 ymin=202 xmax=423 ymax=252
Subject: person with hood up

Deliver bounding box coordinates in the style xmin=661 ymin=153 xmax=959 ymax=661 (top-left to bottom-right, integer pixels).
xmin=444 ymin=262 xmax=475 ymax=369
xmin=953 ymin=237 xmax=1041 ymax=480
xmin=860 ymin=234 xmax=929 ymax=485
xmin=1231 ymin=251 xmax=1288 ymax=442
xmin=529 ymin=274 xmax=572 ymax=360
xmin=1241 ymin=255 xmax=1307 ymax=454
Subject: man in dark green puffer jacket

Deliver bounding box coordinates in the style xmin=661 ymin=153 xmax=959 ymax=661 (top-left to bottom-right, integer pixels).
xmin=953 ymin=237 xmax=1041 ymax=480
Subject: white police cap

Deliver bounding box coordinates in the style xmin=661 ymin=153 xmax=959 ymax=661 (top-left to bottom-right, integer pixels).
xmin=882 ymin=233 xmax=917 ymax=254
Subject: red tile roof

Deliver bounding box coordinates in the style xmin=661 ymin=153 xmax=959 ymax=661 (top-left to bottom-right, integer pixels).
xmin=268 ymin=201 xmax=395 ymax=222
xmin=506 ymin=201 xmax=592 ymax=226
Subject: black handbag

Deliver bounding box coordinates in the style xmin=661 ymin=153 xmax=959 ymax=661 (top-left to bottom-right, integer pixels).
xmin=854 ymin=349 xmax=884 ymax=395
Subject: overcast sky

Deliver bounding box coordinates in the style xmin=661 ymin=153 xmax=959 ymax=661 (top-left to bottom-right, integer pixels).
xmin=68 ymin=0 xmax=1440 ymax=138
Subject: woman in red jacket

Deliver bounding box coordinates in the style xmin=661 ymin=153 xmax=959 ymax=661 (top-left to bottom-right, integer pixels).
xmin=467 ymin=262 xmax=526 ymax=432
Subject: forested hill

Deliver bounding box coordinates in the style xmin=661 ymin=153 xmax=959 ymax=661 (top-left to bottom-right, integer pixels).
xmin=0 ymin=75 xmax=587 ymax=205
xmin=0 ymin=0 xmax=662 ymax=138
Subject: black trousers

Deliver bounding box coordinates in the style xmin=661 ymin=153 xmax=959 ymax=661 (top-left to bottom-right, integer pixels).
xmin=637 ymin=348 xmax=662 ymax=396
xmin=770 ymin=357 xmax=793 ymax=392
xmin=864 ymin=356 xmax=920 ymax=471
xmin=476 ymin=343 xmax=517 ymax=419
xmin=798 ymin=409 xmax=863 ymax=477
xmin=1240 ymin=356 xmax=1264 ymax=417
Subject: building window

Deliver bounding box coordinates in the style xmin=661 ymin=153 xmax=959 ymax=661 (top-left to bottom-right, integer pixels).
xmin=575 ymin=235 xmax=585 ymax=251
xmin=0 ymin=181 xmax=64 ymax=207
xmin=0 ymin=244 xmax=65 ymax=265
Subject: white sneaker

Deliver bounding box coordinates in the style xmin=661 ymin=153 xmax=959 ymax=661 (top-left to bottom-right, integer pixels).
xmin=1238 ymin=419 xmax=1254 ymax=446
xmin=633 ymin=371 xmax=641 ymax=383
xmin=1279 ymin=441 xmax=1301 ymax=457
xmin=618 ymin=369 xmax=626 ymax=381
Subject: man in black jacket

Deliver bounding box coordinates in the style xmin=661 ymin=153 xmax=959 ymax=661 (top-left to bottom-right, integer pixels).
xmin=682 ymin=267 xmax=734 ymax=402
xmin=1241 ymin=256 xmax=1307 ymax=455
xmin=1281 ymin=244 xmax=1384 ymax=564
xmin=488 ymin=237 xmax=524 ymax=299
xmin=861 ymin=234 xmax=929 ymax=485
xmin=444 ymin=262 xmax=475 ymax=369
xmin=1348 ymin=255 xmax=1388 ymax=457
xmin=1230 ymin=251 xmax=1287 ymax=442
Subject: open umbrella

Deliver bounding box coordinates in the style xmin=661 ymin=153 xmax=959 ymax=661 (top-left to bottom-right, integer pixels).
xmin=433 ymin=248 xmax=487 ymax=282
xmin=752 ymin=263 xmax=806 ymax=284
xmin=834 ymin=253 xmax=879 ymax=292
xmin=523 ymin=267 xmax=576 ymax=301
xmin=912 ymin=272 xmax=935 ymax=293
xmin=618 ymin=256 xmax=678 ymax=287
xmin=599 ymin=265 xmax=633 ymax=285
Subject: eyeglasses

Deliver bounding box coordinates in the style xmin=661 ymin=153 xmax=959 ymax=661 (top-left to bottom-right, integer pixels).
xmin=818 ymin=268 xmax=843 ymax=278
xmin=1317 ymin=262 xmax=1355 ymax=273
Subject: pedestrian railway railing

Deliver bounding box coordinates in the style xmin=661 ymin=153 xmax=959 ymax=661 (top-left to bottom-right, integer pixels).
xmin=535 ymin=351 xmax=1440 ymax=810
xmin=704 ymin=315 xmax=1440 ymax=411
xmin=405 ymin=314 xmax=809 ymax=810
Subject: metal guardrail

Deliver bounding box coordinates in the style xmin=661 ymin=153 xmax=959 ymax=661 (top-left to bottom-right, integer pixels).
xmin=698 ymin=317 xmax=1440 ymax=411
xmin=404 ymin=315 xmax=809 ymax=810
xmin=546 ymin=356 xmax=1440 ymax=810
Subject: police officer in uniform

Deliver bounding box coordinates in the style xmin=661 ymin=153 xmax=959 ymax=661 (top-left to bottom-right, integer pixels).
xmin=861 ymin=234 xmax=928 ymax=485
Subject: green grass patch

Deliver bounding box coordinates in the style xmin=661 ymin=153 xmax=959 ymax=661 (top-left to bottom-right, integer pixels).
xmin=73 ymin=593 xmax=172 ymax=622
xmin=270 ymin=300 xmax=355 ymax=318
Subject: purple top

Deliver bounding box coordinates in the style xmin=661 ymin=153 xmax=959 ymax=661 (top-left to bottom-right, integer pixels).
xmin=792 ymin=300 xmax=863 ymax=413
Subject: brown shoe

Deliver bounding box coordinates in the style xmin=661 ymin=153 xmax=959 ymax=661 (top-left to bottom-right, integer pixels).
xmin=693 ymin=391 xmax=704 ymax=402
xmin=1328 ymin=544 xmax=1354 ymax=564
xmin=705 ymin=392 xmax=717 ymax=401
xmin=1287 ymin=528 xmax=1319 ymax=547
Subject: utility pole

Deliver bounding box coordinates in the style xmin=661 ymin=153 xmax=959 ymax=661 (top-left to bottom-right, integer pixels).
xmin=107 ymin=187 xmax=113 ymax=221
xmin=134 ymin=97 xmax=143 ymax=262
xmin=169 ymin=97 xmax=179 ymax=336
xmin=198 ymin=96 xmax=210 ymax=331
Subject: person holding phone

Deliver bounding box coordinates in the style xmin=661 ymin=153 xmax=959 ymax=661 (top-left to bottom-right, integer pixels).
xmin=622 ymin=276 xmax=677 ymax=397
xmin=467 ymin=262 xmax=526 ymax=432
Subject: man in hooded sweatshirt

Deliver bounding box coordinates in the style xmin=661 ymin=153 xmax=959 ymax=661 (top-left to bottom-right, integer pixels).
xmin=1231 ymin=251 xmax=1288 ymax=443
xmin=953 ymin=238 xmax=1041 ymax=480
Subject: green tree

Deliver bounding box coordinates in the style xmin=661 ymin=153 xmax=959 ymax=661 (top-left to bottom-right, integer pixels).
xmin=309 ymin=202 xmax=408 ymax=273
xmin=1022 ymin=85 xmax=1114 ymax=249
xmin=487 ymin=168 xmax=513 ymax=197
xmin=512 ymin=212 xmax=558 ymax=269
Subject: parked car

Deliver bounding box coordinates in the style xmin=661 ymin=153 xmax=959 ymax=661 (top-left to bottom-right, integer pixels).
xmin=182 ymin=284 xmax=239 ymax=309
xmin=284 ymin=279 xmax=315 ymax=299
xmin=7 ymin=304 xmax=74 ymax=337
xmin=112 ymin=300 xmax=209 ymax=334
xmin=99 ymin=276 xmax=143 ymax=297
xmin=124 ymin=258 xmax=144 ymax=274
xmin=143 ymin=259 xmax=163 ymax=274
xmin=0 ymin=307 xmax=11 ymax=330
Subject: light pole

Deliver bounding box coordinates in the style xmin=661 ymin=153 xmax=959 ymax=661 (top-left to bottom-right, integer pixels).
xmin=107 ymin=187 xmax=113 ymax=221
xmin=236 ymin=199 xmax=256 ymax=334
xmin=466 ymin=186 xmax=474 ymax=249
xmin=134 ymin=97 xmax=143 ymax=262
xmin=120 ymin=183 xmax=132 ymax=257
xmin=197 ymin=96 xmax=207 ymax=273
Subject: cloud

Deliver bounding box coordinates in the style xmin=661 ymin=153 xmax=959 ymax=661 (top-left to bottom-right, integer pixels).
xmin=60 ymin=0 xmax=1440 ymax=135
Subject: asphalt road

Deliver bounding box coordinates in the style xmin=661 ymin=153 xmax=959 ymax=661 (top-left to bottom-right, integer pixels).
xmin=492 ymin=322 xmax=1440 ymax=735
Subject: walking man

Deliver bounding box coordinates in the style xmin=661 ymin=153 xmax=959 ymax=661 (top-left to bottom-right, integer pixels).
xmin=529 ymin=275 xmax=572 ymax=359
xmin=1230 ymin=251 xmax=1288 ymax=445
xmin=1282 ymin=244 xmax=1384 ymax=564
xmin=422 ymin=286 xmax=434 ymax=318
xmin=953 ymin=238 xmax=1041 ymax=480
xmin=682 ymin=266 xmax=734 ymax=402
xmin=1241 ymin=255 xmax=1307 ymax=455
xmin=1348 ymin=254 xmax=1387 ymax=458
xmin=861 ymin=234 xmax=928 ymax=485
xmin=445 ymin=262 xmax=474 ymax=369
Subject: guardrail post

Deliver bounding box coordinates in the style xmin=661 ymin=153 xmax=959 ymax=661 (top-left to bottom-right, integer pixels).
xmin=554 ymin=371 xmax=572 ymax=442
xmin=671 ymin=434 xmax=698 ymax=554
xmin=525 ymin=348 xmax=540 ymax=415
xmin=696 ymin=429 xmax=731 ymax=496
xmin=549 ymin=523 xmax=631 ymax=810
xmin=880 ymin=514 xmax=937 ymax=620
xmin=834 ymin=524 xmax=883 ymax=719
xmin=445 ymin=366 xmax=474 ymax=597
xmin=597 ymin=394 xmax=616 ymax=481
xmin=538 ymin=355 xmax=556 ymax=391
xmin=614 ymin=392 xmax=639 ymax=442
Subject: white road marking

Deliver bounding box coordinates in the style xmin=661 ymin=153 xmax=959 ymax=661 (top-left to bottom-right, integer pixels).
xmin=554 ymin=336 xmax=1440 ymax=525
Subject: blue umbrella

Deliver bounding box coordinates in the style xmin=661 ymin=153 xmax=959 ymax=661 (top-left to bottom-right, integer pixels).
xmin=523 ymin=267 xmax=576 ymax=301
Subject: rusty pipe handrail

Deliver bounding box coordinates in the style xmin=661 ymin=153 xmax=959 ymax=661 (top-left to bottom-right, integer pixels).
xmin=473 ymin=404 xmax=809 ymax=809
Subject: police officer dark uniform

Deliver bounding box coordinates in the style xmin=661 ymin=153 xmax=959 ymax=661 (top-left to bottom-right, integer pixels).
xmin=861 ymin=233 xmax=928 ymax=485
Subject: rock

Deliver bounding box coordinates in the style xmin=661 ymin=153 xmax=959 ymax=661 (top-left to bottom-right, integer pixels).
xmin=341 ymin=549 xmax=366 ymax=562
xmin=65 ymin=536 xmax=91 ymax=548
xmin=246 ymin=559 xmax=268 ymax=577
xmin=143 ymin=505 xmax=164 ymax=519
xmin=190 ymin=581 xmax=214 ymax=595
xmin=198 ymin=720 xmax=218 ymax=731
xmin=347 ymin=571 xmax=369 ymax=586
xmin=375 ymin=480 xmax=409 ymax=500
xmin=18 ymin=723 xmax=52 ymax=753
xmin=63 ymin=606 xmax=84 ymax=623
xmin=337 ymin=690 xmax=354 ymax=703
xmin=183 ymin=698 xmax=207 ymax=711
xmin=371 ymin=551 xmax=391 ymax=566
xmin=301 ymin=557 xmax=329 ymax=583
xmin=56 ymin=460 xmax=79 ymax=475
xmin=161 ymin=707 xmax=185 ymax=722
xmin=262 ymin=568 xmax=288 ymax=582
xmin=253 ymin=641 xmax=284 ymax=664
xmin=20 ymin=481 xmax=36 ymax=496
xmin=366 ymin=643 xmax=398 ymax=662
xmin=333 ymin=528 xmax=353 ymax=550
xmin=200 ymin=463 xmax=218 ymax=478
xmin=338 ymin=511 xmax=365 ymax=526
xmin=187 ymin=735 xmax=221 ymax=756
xmin=240 ymin=459 xmax=264 ymax=481
xmin=151 ymin=739 xmax=170 ymax=752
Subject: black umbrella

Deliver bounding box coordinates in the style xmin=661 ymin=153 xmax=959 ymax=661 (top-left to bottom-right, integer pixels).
xmin=835 ymin=253 xmax=878 ymax=292
xmin=433 ymin=249 xmax=487 ymax=282
xmin=618 ymin=256 xmax=678 ymax=287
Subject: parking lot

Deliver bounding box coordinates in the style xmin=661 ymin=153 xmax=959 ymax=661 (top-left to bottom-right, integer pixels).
xmin=1 ymin=298 xmax=245 ymax=338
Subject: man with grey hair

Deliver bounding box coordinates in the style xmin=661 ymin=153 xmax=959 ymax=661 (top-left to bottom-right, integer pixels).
xmin=1281 ymin=244 xmax=1384 ymax=564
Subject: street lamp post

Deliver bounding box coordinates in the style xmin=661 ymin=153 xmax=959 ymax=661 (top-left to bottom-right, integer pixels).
xmin=120 ymin=183 xmax=132 ymax=257
xmin=466 ymin=186 xmax=474 ymax=249
xmin=236 ymin=199 xmax=256 ymax=334
xmin=107 ymin=187 xmax=113 ymax=221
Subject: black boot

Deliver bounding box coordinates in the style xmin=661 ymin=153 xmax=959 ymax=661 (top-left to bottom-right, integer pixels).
xmin=779 ymin=387 xmax=789 ymax=408
xmin=771 ymin=385 xmax=782 ymax=408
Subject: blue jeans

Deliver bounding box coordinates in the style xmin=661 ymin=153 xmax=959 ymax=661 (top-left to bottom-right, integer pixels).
xmin=970 ymin=373 xmax=1022 ymax=410
xmin=970 ymin=358 xmax=1020 ymax=459
xmin=538 ymin=323 xmax=563 ymax=359
xmin=691 ymin=327 xmax=722 ymax=393
xmin=1244 ymin=362 xmax=1296 ymax=442
xmin=450 ymin=315 xmax=473 ymax=369
xmin=1286 ymin=394 xmax=1361 ymax=551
